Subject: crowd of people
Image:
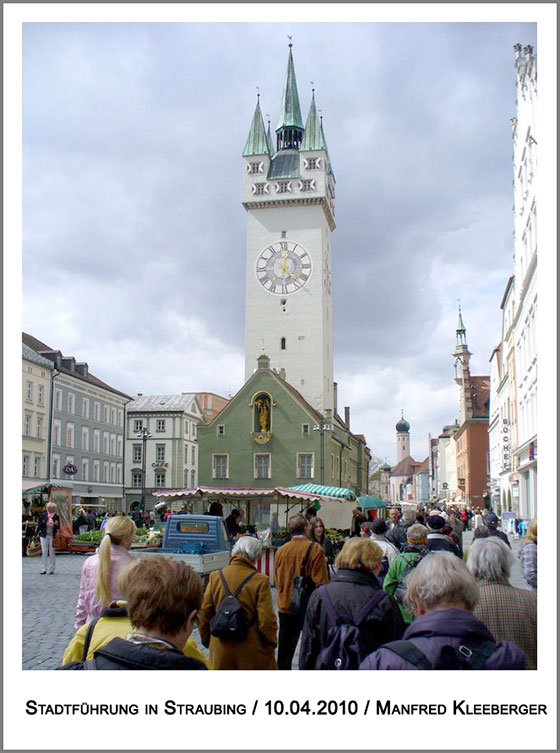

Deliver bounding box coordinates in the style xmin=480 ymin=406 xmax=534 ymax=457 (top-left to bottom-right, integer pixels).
xmin=53 ymin=502 xmax=537 ymax=671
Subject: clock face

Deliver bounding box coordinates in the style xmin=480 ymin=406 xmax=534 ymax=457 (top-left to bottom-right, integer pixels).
xmin=255 ymin=241 xmax=312 ymax=295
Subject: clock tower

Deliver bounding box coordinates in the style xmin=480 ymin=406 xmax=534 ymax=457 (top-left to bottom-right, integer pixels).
xmin=242 ymin=45 xmax=335 ymax=414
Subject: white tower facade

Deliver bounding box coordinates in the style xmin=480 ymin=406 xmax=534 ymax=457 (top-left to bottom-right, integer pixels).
xmin=242 ymin=47 xmax=335 ymax=414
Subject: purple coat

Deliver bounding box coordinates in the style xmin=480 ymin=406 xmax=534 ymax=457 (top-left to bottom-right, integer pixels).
xmin=359 ymin=607 xmax=526 ymax=670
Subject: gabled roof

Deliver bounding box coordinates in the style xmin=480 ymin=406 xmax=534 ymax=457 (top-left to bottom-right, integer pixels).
xmin=22 ymin=332 xmax=131 ymax=400
xmin=468 ymin=375 xmax=490 ymax=418
xmin=415 ymin=457 xmax=429 ymax=473
xmin=127 ymin=394 xmax=199 ymax=414
xmin=391 ymin=455 xmax=421 ymax=477
xmin=22 ymin=343 xmax=54 ymax=369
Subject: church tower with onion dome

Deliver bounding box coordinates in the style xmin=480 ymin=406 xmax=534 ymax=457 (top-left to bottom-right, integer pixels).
xmin=242 ymin=43 xmax=335 ymax=415
xmin=396 ymin=411 xmax=411 ymax=463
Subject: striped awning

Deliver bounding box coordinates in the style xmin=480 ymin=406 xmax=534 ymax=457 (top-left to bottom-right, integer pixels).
xmin=151 ymin=486 xmax=326 ymax=502
xmin=287 ymin=484 xmax=357 ymax=501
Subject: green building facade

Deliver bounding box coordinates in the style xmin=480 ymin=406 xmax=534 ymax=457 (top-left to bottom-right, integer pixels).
xmin=198 ymin=355 xmax=370 ymax=523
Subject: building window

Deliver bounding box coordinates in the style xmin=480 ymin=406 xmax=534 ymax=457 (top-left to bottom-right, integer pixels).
xmin=111 ymin=407 xmax=117 ymax=425
xmin=22 ymin=455 xmax=30 ymax=476
xmin=192 ymin=423 xmax=196 ymax=439
xmin=254 ymin=453 xmax=271 ymax=479
xmin=117 ymin=464 xmax=122 ymax=483
xmin=110 ymin=434 xmax=116 ymax=456
xmin=37 ymin=384 xmax=44 ymax=405
xmin=300 ymin=179 xmax=313 ymax=192
xmin=36 ymin=416 xmax=43 ymax=439
xmin=118 ymin=409 xmax=123 ymax=425
xmin=191 ymin=446 xmax=195 ymax=465
xmin=306 ymin=157 xmax=318 ymax=169
xmin=94 ymin=402 xmax=101 ymax=421
xmin=103 ymin=462 xmax=109 ymax=482
xmin=52 ymin=455 xmax=60 ymax=478
xmin=110 ymin=463 xmax=116 ymax=483
xmin=131 ymin=471 xmax=142 ymax=488
xmin=102 ymin=432 xmax=109 ymax=454
xmin=66 ymin=424 xmax=75 ymax=448
xmin=184 ymin=444 xmax=189 ymax=463
xmin=156 ymin=419 xmax=166 ymax=432
xmin=156 ymin=445 xmax=165 ymax=462
xmin=276 ymin=181 xmax=290 ymax=194
xmin=82 ymin=427 xmax=89 ymax=451
xmin=213 ymin=454 xmax=229 ymax=479
xmin=93 ymin=460 xmax=100 ymax=482
xmin=53 ymin=420 xmax=61 ymax=446
xmin=83 ymin=398 xmax=90 ymax=418
xmin=184 ymin=469 xmax=190 ymax=486
xmin=217 ymin=425 xmax=225 ymax=436
xmin=67 ymin=393 xmax=75 ymax=414
xmin=191 ymin=469 xmax=196 ymax=487
xmin=93 ymin=430 xmax=100 ymax=452
xmin=26 ymin=381 xmax=33 ymax=401
xmin=82 ymin=458 xmax=89 ymax=481
xmin=133 ymin=419 xmax=143 ymax=433
xmin=55 ymin=389 xmax=62 ymax=411
xmin=154 ymin=471 xmax=166 ymax=488
xmin=298 ymin=453 xmax=314 ymax=479
xmin=34 ymin=457 xmax=41 ymax=478
xmin=103 ymin=406 xmax=109 ymax=423
xmin=117 ymin=436 xmax=123 ymax=456
xmin=249 ymin=161 xmax=261 ymax=174
xmin=280 ymin=337 xmax=286 ymax=350
xmin=23 ymin=413 xmax=32 ymax=436
xmin=254 ymin=183 xmax=266 ymax=195
xmin=184 ymin=420 xmax=189 ymax=437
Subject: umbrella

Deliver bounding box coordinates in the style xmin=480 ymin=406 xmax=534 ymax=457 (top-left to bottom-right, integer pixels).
xmin=358 ymin=495 xmax=387 ymax=511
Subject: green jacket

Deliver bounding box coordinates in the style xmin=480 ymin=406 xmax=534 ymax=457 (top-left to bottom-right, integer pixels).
xmin=383 ymin=550 xmax=423 ymax=624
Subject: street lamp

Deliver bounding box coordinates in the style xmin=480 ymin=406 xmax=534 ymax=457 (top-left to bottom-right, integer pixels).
xmin=136 ymin=427 xmax=152 ymax=511
xmin=313 ymin=422 xmax=332 ymax=485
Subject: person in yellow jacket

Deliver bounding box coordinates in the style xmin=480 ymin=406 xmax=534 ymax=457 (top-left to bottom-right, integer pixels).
xmin=62 ymin=600 xmax=211 ymax=668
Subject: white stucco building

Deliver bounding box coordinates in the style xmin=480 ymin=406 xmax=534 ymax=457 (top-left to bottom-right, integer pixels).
xmin=124 ymin=394 xmax=202 ymax=510
xmin=511 ymin=44 xmax=537 ymax=518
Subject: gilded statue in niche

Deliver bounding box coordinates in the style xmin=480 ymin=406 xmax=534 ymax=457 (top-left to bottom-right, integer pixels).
xmin=254 ymin=395 xmax=271 ymax=433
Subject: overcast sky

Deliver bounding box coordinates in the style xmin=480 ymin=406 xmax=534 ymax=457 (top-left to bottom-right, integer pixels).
xmin=22 ymin=16 xmax=538 ymax=464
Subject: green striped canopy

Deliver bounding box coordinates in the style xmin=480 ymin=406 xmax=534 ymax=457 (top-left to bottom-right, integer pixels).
xmin=288 ymin=484 xmax=357 ymax=501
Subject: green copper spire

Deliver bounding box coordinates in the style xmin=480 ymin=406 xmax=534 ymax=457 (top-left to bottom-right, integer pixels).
xmin=243 ymin=97 xmax=270 ymax=157
xmin=265 ymin=117 xmax=274 ymax=155
xmin=275 ymin=45 xmax=304 ymax=150
xmin=456 ymin=301 xmax=466 ymax=332
xmin=300 ymin=91 xmax=325 ymax=150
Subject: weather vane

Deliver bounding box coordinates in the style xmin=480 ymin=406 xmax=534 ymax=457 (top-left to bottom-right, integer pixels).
xmin=256 ymin=85 xmax=260 ymax=100
xmin=287 ymin=35 xmax=293 ymax=48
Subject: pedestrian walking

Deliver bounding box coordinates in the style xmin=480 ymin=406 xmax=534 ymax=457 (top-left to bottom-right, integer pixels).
xmin=37 ymin=502 xmax=60 ymax=575
xmin=74 ymin=515 xmax=136 ymax=629
xmin=309 ymin=517 xmax=336 ymax=569
xmin=518 ymin=517 xmax=537 ymax=591
xmin=383 ymin=524 xmax=429 ymax=625
xmin=360 ymin=552 xmax=526 ymax=670
xmin=351 ymin=506 xmax=367 ymax=537
xmin=60 ymin=556 xmax=207 ymax=670
xmin=274 ymin=514 xmax=328 ymax=669
xmin=484 ymin=512 xmax=511 ymax=549
xmin=467 ymin=537 xmax=537 ymax=669
xmin=426 ymin=515 xmax=461 ymax=556
xmin=299 ymin=538 xmax=404 ymax=669
xmin=198 ymin=536 xmax=277 ymax=670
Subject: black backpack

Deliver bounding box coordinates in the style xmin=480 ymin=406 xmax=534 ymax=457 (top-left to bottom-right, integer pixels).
xmin=209 ymin=570 xmax=257 ymax=641
xmin=289 ymin=543 xmax=316 ymax=616
xmin=394 ymin=549 xmax=430 ymax=607
xmin=314 ymin=587 xmax=387 ymax=670
xmin=382 ymin=635 xmax=498 ymax=669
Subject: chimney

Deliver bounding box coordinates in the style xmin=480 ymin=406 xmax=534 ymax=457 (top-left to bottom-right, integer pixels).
xmin=344 ymin=406 xmax=350 ymax=429
xmin=333 ymin=382 xmax=338 ymax=414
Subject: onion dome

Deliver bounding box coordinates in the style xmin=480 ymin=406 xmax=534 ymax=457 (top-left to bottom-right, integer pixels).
xmin=396 ymin=412 xmax=410 ymax=433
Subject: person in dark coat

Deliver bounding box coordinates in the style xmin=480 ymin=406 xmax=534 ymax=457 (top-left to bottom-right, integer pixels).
xmin=484 ymin=512 xmax=512 ymax=549
xmin=360 ymin=552 xmax=526 ymax=670
xmin=309 ymin=516 xmax=335 ymax=567
xmin=224 ymin=508 xmax=243 ymax=539
xmin=300 ymin=537 xmax=404 ymax=669
xmin=60 ymin=555 xmax=206 ymax=670
xmin=37 ymin=502 xmax=60 ymax=574
xmin=387 ymin=509 xmax=415 ymax=550
xmin=351 ymin=506 xmax=367 ymax=537
xmin=426 ymin=515 xmax=461 ymax=557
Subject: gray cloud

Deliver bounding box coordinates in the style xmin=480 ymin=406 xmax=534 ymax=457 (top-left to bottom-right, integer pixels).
xmin=22 ymin=19 xmax=537 ymax=463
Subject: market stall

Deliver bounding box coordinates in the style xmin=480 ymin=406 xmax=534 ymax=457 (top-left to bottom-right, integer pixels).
xmin=357 ymin=495 xmax=387 ymax=521
xmin=22 ymin=482 xmax=74 ymax=553
xmin=151 ymin=485 xmax=352 ymax=584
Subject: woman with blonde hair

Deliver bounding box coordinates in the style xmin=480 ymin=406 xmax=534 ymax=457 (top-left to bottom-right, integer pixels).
xmin=299 ymin=537 xmax=404 ymax=669
xmin=74 ymin=515 xmax=136 ymax=629
xmin=518 ymin=517 xmax=537 ymax=592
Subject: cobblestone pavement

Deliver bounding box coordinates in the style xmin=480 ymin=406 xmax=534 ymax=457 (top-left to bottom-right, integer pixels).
xmin=22 ymin=530 xmax=530 ymax=670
